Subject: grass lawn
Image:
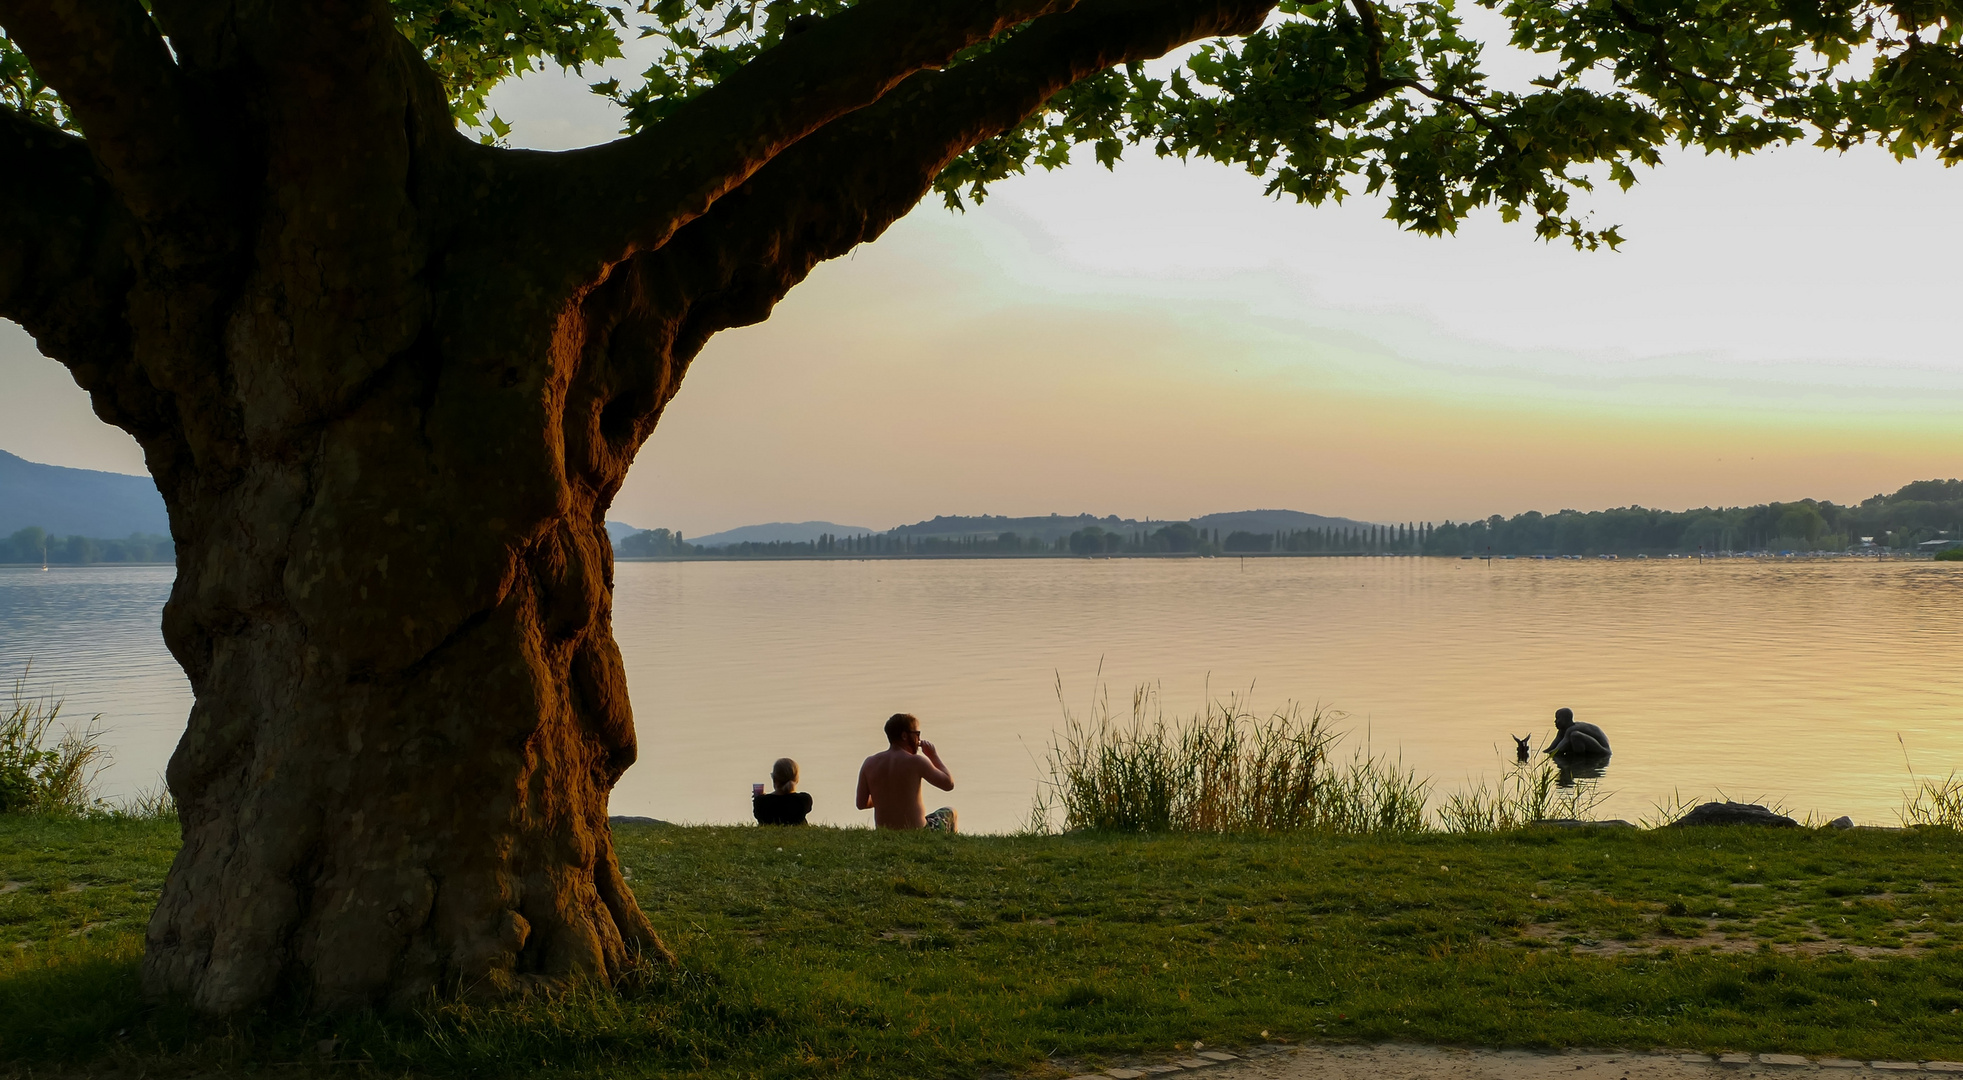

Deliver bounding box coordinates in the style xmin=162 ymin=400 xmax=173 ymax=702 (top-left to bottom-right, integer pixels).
xmin=6 ymin=816 xmax=1963 ymax=1077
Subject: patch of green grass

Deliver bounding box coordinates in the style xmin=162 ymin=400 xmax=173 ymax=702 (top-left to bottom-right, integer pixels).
xmin=0 ymin=812 xmax=177 ymax=947
xmin=8 ymin=817 xmax=1963 ymax=1077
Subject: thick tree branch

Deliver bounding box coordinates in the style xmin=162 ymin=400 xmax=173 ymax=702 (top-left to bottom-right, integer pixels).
xmin=558 ymin=0 xmax=1275 ymax=488
xmin=0 ymin=107 xmax=119 ymax=327
xmin=0 ymin=104 xmax=185 ymax=460
xmin=147 ymin=0 xmax=253 ymax=71
xmin=496 ymin=0 xmax=1084 ymax=289
xmin=0 ymin=0 xmax=224 ymax=253
xmin=666 ymin=0 xmax=1278 ymax=356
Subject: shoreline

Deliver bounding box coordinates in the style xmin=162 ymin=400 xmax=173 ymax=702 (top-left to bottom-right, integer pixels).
xmin=612 ymin=552 xmax=1935 ymax=563
xmin=2 ymin=556 xmax=1940 ymax=568
xmin=0 ymin=561 xmax=176 ymax=568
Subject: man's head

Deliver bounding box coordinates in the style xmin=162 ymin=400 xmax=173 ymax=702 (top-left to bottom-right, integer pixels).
xmin=884 ymin=712 xmax=921 ymax=751
xmin=1554 ymin=707 xmax=1574 ymax=729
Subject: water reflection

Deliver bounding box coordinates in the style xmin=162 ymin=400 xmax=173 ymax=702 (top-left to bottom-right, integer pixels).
xmin=1553 ymin=755 xmax=1609 ymax=789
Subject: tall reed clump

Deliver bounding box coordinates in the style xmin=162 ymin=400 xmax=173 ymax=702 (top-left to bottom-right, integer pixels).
xmin=0 ymin=677 xmax=106 ymax=816
xmin=1894 ymin=736 xmax=1963 ymax=828
xmin=1435 ymin=761 xmax=1607 ymax=832
xmin=1900 ymin=772 xmax=1963 ymax=828
xmin=1031 ymin=682 xmax=1429 ymax=834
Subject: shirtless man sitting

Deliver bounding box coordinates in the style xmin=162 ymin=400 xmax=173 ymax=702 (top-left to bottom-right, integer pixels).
xmin=856 ymin=713 xmax=957 ymax=832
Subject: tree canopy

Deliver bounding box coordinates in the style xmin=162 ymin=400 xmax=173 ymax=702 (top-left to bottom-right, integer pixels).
xmin=7 ymin=0 xmax=1951 ymax=256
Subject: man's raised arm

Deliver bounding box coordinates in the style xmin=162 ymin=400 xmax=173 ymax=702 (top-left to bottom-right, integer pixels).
xmin=919 ymin=741 xmax=954 ymax=793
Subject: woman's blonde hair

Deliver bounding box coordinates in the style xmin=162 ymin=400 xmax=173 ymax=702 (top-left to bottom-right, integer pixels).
xmin=771 ymin=757 xmax=799 ymax=789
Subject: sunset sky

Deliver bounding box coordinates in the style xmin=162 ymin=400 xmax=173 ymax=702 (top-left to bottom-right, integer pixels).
xmin=3 ymin=31 xmax=1959 ymax=534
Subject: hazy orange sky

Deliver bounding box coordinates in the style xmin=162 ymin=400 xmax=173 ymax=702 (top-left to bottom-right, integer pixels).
xmin=3 ymin=29 xmax=1959 ymax=533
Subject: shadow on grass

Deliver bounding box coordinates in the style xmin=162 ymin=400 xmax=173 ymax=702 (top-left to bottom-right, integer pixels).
xmin=0 ymin=944 xmax=800 ymax=1077
xmin=0 ymin=938 xmax=154 ymax=1059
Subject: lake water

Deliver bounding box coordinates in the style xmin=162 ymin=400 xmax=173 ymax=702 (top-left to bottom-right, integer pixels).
xmin=3 ymin=558 xmax=1960 ymax=833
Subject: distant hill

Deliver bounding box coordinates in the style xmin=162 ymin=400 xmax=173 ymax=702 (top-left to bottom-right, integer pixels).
xmin=604 ymin=521 xmax=642 ymax=544
xmin=1190 ymin=509 xmax=1379 ymax=534
xmin=0 ymin=448 xmax=170 ymax=538
xmin=688 ymin=520 xmax=877 ymax=547
xmin=887 ymin=510 xmax=1377 ymax=543
xmin=890 ymin=513 xmax=1148 ymax=543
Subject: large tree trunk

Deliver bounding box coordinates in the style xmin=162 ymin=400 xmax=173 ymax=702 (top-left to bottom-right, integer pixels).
xmin=143 ymin=429 xmax=662 ymax=1013
xmin=88 ymin=8 xmax=688 ymax=1011
xmin=136 ymin=255 xmax=670 ymax=1013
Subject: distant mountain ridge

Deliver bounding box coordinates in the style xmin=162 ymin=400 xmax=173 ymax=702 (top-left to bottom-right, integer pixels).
xmin=641 ymin=509 xmax=1380 ymax=549
xmin=1190 ymin=509 xmax=1379 ymax=534
xmin=0 ymin=449 xmax=1379 ymax=552
xmin=886 ymin=509 xmax=1376 ymax=543
xmin=889 ymin=513 xmax=1144 ymax=543
xmin=686 ymin=521 xmax=877 ymax=547
xmin=0 ymin=448 xmax=170 ymax=538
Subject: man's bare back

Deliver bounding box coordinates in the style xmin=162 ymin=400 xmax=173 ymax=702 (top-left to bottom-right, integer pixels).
xmin=856 ymin=714 xmax=954 ymax=830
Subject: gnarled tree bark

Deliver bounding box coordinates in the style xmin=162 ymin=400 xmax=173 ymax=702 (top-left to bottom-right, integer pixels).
xmin=0 ymin=0 xmax=1272 ymax=1013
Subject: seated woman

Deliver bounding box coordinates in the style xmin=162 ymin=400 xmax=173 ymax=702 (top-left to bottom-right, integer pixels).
xmin=753 ymin=757 xmax=813 ymax=826
xmin=1543 ymin=707 xmax=1610 ymax=757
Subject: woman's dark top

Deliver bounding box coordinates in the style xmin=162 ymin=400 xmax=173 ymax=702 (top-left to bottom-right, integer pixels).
xmin=753 ymin=790 xmax=813 ymax=826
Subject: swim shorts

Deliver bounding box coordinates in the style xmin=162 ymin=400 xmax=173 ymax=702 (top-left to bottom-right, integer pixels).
xmin=925 ymin=807 xmax=956 ymax=833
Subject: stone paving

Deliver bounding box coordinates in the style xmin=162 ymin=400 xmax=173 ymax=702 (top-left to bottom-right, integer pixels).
xmin=1065 ymin=1043 xmax=1963 ymax=1080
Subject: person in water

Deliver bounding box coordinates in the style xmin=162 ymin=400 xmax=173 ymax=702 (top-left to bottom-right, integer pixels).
xmin=856 ymin=713 xmax=957 ymax=832
xmin=752 ymin=757 xmax=813 ymax=825
xmin=1543 ymin=707 xmax=1610 ymax=756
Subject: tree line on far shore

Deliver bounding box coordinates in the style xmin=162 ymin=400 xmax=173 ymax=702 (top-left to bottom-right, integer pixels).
xmin=618 ymin=480 xmax=1962 ymax=560
xmin=617 ymin=521 xmax=1436 ymax=559
xmin=1421 ymin=479 xmax=1963 ymax=558
xmin=0 ymin=527 xmax=175 ymax=565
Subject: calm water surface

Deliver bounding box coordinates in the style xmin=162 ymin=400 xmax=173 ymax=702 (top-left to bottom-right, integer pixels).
xmin=4 ymin=558 xmax=1960 ymax=832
